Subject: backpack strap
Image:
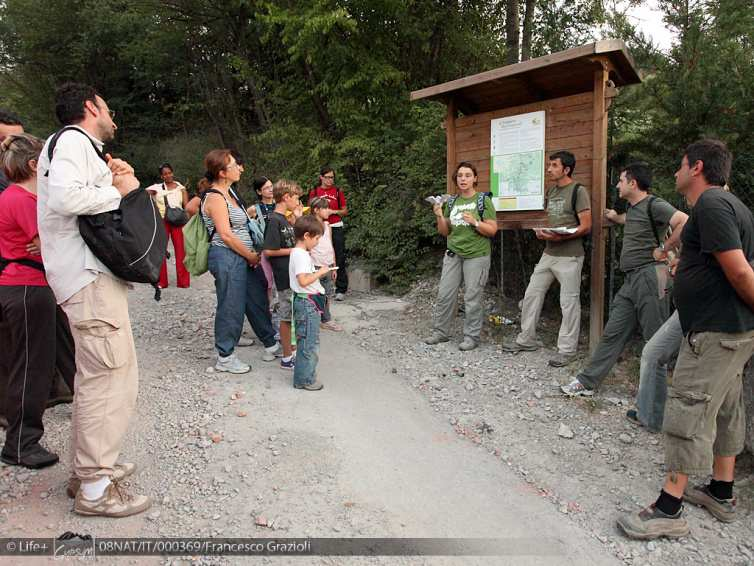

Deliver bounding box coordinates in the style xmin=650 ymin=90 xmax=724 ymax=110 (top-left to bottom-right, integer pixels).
xmin=200 ymin=188 xmax=225 ymax=241
xmin=646 ymin=195 xmax=661 ymax=247
xmin=44 ymin=126 xmax=107 ymax=177
xmin=570 ymin=183 xmax=586 ymax=225
xmin=476 ymin=192 xmax=486 ymax=218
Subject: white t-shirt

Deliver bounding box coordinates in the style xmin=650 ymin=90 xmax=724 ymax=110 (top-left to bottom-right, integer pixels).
xmin=289 ymin=247 xmax=325 ymax=295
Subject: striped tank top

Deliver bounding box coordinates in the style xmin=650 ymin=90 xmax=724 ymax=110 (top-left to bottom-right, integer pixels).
xmin=201 ymin=191 xmax=254 ymax=251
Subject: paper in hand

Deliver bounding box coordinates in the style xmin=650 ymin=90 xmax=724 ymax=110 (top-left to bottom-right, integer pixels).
xmin=425 ymin=194 xmax=450 ymax=206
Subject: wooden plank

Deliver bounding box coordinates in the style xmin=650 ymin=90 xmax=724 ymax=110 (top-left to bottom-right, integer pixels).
xmin=446 ymin=99 xmax=457 ymax=194
xmin=410 ymin=40 xmax=640 ymax=103
xmin=456 ymin=145 xmax=594 ymax=164
xmin=589 ymin=64 xmax=609 ymax=353
xmin=455 ymin=92 xmax=593 ymax=127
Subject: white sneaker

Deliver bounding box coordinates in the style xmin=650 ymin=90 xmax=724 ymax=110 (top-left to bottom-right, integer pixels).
xmin=215 ymin=354 xmax=251 ymax=374
xmin=238 ymin=336 xmax=254 ymax=347
xmin=560 ymin=379 xmax=593 ymax=397
xmin=262 ymin=342 xmax=282 ymax=362
xmin=335 ymin=293 xmax=346 ymax=301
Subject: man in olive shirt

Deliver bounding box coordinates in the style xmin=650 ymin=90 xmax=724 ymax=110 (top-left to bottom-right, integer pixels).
xmin=503 ymin=151 xmax=592 ymax=367
xmin=562 ymin=162 xmax=687 ymax=396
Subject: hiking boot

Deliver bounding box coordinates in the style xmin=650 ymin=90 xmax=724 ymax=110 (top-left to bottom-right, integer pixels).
xmin=237 ymin=336 xmax=255 ymax=347
xmin=280 ymin=358 xmax=295 ymax=370
xmin=625 ymin=409 xmax=643 ymax=428
xmin=0 ymin=445 xmax=59 ymax=469
xmin=335 ymin=293 xmax=346 ymax=301
xmin=617 ymin=504 xmax=689 ymax=540
xmin=458 ymin=337 xmax=479 ymax=351
xmin=74 ymin=480 xmax=151 ymax=518
xmin=684 ymin=483 xmax=737 ymax=523
xmin=66 ymin=462 xmax=137 ymax=498
xmin=501 ymin=339 xmax=538 ymax=353
xmin=424 ymin=333 xmax=449 ymax=346
xmin=321 ymin=320 xmax=344 ymax=332
xmin=560 ymin=379 xmax=593 ymax=397
xmin=262 ymin=342 xmax=282 ymax=362
xmin=294 ymin=381 xmax=324 ymax=391
xmin=215 ymin=354 xmax=251 ymax=374
xmin=548 ymin=352 xmax=577 ymax=367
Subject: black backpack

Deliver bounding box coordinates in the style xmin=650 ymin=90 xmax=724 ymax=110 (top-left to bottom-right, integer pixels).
xmin=46 ymin=127 xmax=167 ymax=300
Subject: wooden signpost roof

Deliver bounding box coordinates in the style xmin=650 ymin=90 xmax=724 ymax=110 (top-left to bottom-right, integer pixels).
xmin=410 ymin=40 xmax=641 ymax=112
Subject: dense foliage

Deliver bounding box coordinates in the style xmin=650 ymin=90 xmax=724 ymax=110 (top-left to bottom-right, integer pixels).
xmin=1 ymin=0 xmax=752 ymax=292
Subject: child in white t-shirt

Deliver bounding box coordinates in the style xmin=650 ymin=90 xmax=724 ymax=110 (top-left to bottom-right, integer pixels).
xmin=289 ymin=215 xmax=333 ymax=391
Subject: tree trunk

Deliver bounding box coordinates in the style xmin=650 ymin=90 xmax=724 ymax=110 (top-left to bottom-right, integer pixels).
xmin=505 ymin=0 xmax=521 ymax=64
xmin=521 ymin=0 xmax=536 ymax=61
xmin=301 ymin=59 xmax=335 ymax=135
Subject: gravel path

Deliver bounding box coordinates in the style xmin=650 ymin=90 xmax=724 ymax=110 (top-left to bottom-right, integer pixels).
xmin=0 ymin=268 xmax=751 ymax=566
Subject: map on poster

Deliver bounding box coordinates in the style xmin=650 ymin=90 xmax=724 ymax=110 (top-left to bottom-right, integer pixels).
xmin=489 ymin=110 xmax=546 ymax=211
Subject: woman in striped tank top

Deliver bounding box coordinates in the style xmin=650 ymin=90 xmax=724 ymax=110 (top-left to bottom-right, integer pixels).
xmin=200 ymin=150 xmax=280 ymax=374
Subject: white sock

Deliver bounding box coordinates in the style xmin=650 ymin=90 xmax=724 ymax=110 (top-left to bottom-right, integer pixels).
xmin=81 ymin=476 xmax=111 ymax=500
xmin=282 ymin=355 xmax=293 ymax=362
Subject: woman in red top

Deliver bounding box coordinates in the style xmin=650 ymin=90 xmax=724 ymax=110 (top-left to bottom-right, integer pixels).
xmin=0 ymin=134 xmax=75 ymax=469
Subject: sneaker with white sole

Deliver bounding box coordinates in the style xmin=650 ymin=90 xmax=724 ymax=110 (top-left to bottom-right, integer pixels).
xmin=67 ymin=462 xmax=137 ymax=499
xmin=560 ymin=379 xmax=593 ymax=397
xmin=74 ymin=480 xmax=151 ymax=518
xmin=262 ymin=342 xmax=282 ymax=362
xmin=280 ymin=358 xmax=295 ymax=370
xmin=617 ymin=504 xmax=689 ymax=540
xmin=684 ymin=483 xmax=737 ymax=523
xmin=237 ymin=336 xmax=254 ymax=347
xmin=215 ymin=354 xmax=251 ymax=374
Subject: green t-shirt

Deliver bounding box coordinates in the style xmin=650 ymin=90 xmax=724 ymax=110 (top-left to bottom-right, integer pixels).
xmin=443 ymin=193 xmax=496 ymax=258
xmin=545 ymin=182 xmax=590 ymax=257
xmin=620 ymin=195 xmax=677 ymax=272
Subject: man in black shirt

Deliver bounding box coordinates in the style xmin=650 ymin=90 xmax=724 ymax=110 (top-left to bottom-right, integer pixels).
xmin=619 ymin=139 xmax=754 ymax=539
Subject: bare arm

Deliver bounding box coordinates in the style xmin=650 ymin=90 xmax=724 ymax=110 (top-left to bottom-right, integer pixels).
xmin=185 ymin=196 xmax=200 ymax=217
xmin=433 ymin=203 xmax=450 ymax=237
xmin=264 ymin=248 xmax=292 ymax=258
xmin=205 ymin=194 xmax=259 ymax=265
xmin=654 ymin=210 xmax=688 ymax=261
xmin=297 ymin=266 xmax=330 ymax=287
xmin=605 ymin=209 xmax=626 ymax=225
xmin=715 ymin=248 xmax=754 ymax=311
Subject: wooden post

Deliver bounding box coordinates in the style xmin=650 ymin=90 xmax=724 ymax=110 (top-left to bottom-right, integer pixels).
xmin=589 ymin=64 xmax=609 ymax=352
xmin=446 ymin=97 xmax=457 ymax=194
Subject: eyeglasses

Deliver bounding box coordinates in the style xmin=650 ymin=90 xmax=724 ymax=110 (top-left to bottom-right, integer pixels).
xmin=323 ymin=175 xmax=335 ymax=179
xmin=226 ymin=162 xmax=241 ymax=170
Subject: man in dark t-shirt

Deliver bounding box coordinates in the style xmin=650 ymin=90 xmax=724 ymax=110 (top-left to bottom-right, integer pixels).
xmin=619 ymin=139 xmax=754 ymax=540
xmin=561 ymin=162 xmax=687 ymax=396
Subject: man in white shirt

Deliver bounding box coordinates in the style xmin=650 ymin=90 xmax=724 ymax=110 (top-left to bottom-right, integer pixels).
xmin=37 ymin=83 xmax=150 ymax=517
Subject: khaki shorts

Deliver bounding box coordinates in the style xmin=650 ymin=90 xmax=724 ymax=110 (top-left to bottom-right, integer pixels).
xmin=663 ymin=329 xmax=754 ymax=475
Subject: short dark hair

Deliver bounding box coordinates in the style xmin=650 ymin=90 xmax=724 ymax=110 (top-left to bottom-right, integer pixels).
xmin=0 ymin=109 xmax=23 ymax=127
xmin=453 ymin=161 xmax=479 ymax=187
xmin=621 ymin=162 xmax=652 ymax=192
xmin=55 ymin=83 xmax=99 ymax=125
xmin=684 ymin=138 xmax=732 ymax=187
xmin=159 ymin=162 xmax=173 ymax=174
xmin=549 ymin=150 xmax=576 ymax=176
xmin=320 ymin=165 xmax=334 ymax=177
xmin=293 ymin=214 xmax=324 ymax=240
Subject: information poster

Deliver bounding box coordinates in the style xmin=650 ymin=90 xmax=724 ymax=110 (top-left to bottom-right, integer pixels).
xmin=489 ymin=110 xmax=546 ymax=211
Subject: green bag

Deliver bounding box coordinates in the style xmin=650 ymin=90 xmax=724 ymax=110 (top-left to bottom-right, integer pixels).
xmin=182 ymin=189 xmax=221 ymax=276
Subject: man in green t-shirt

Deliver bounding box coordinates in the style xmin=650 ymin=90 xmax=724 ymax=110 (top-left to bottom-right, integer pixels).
xmin=561 ymin=162 xmax=688 ymax=397
xmin=503 ymin=151 xmax=592 ymax=367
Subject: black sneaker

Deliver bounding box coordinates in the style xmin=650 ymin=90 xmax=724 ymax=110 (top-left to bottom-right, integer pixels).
xmin=1 ymin=445 xmax=59 ymax=469
xmin=625 ymin=409 xmax=643 ymax=428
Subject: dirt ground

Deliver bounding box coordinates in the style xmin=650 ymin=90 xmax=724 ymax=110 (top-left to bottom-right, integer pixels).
xmin=0 ymin=268 xmax=752 ymax=566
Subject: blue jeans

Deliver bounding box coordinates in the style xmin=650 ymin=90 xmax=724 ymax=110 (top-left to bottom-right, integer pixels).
xmin=208 ymin=245 xmax=276 ymax=357
xmin=636 ymin=310 xmax=683 ymax=432
xmin=293 ymin=296 xmax=321 ymax=387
